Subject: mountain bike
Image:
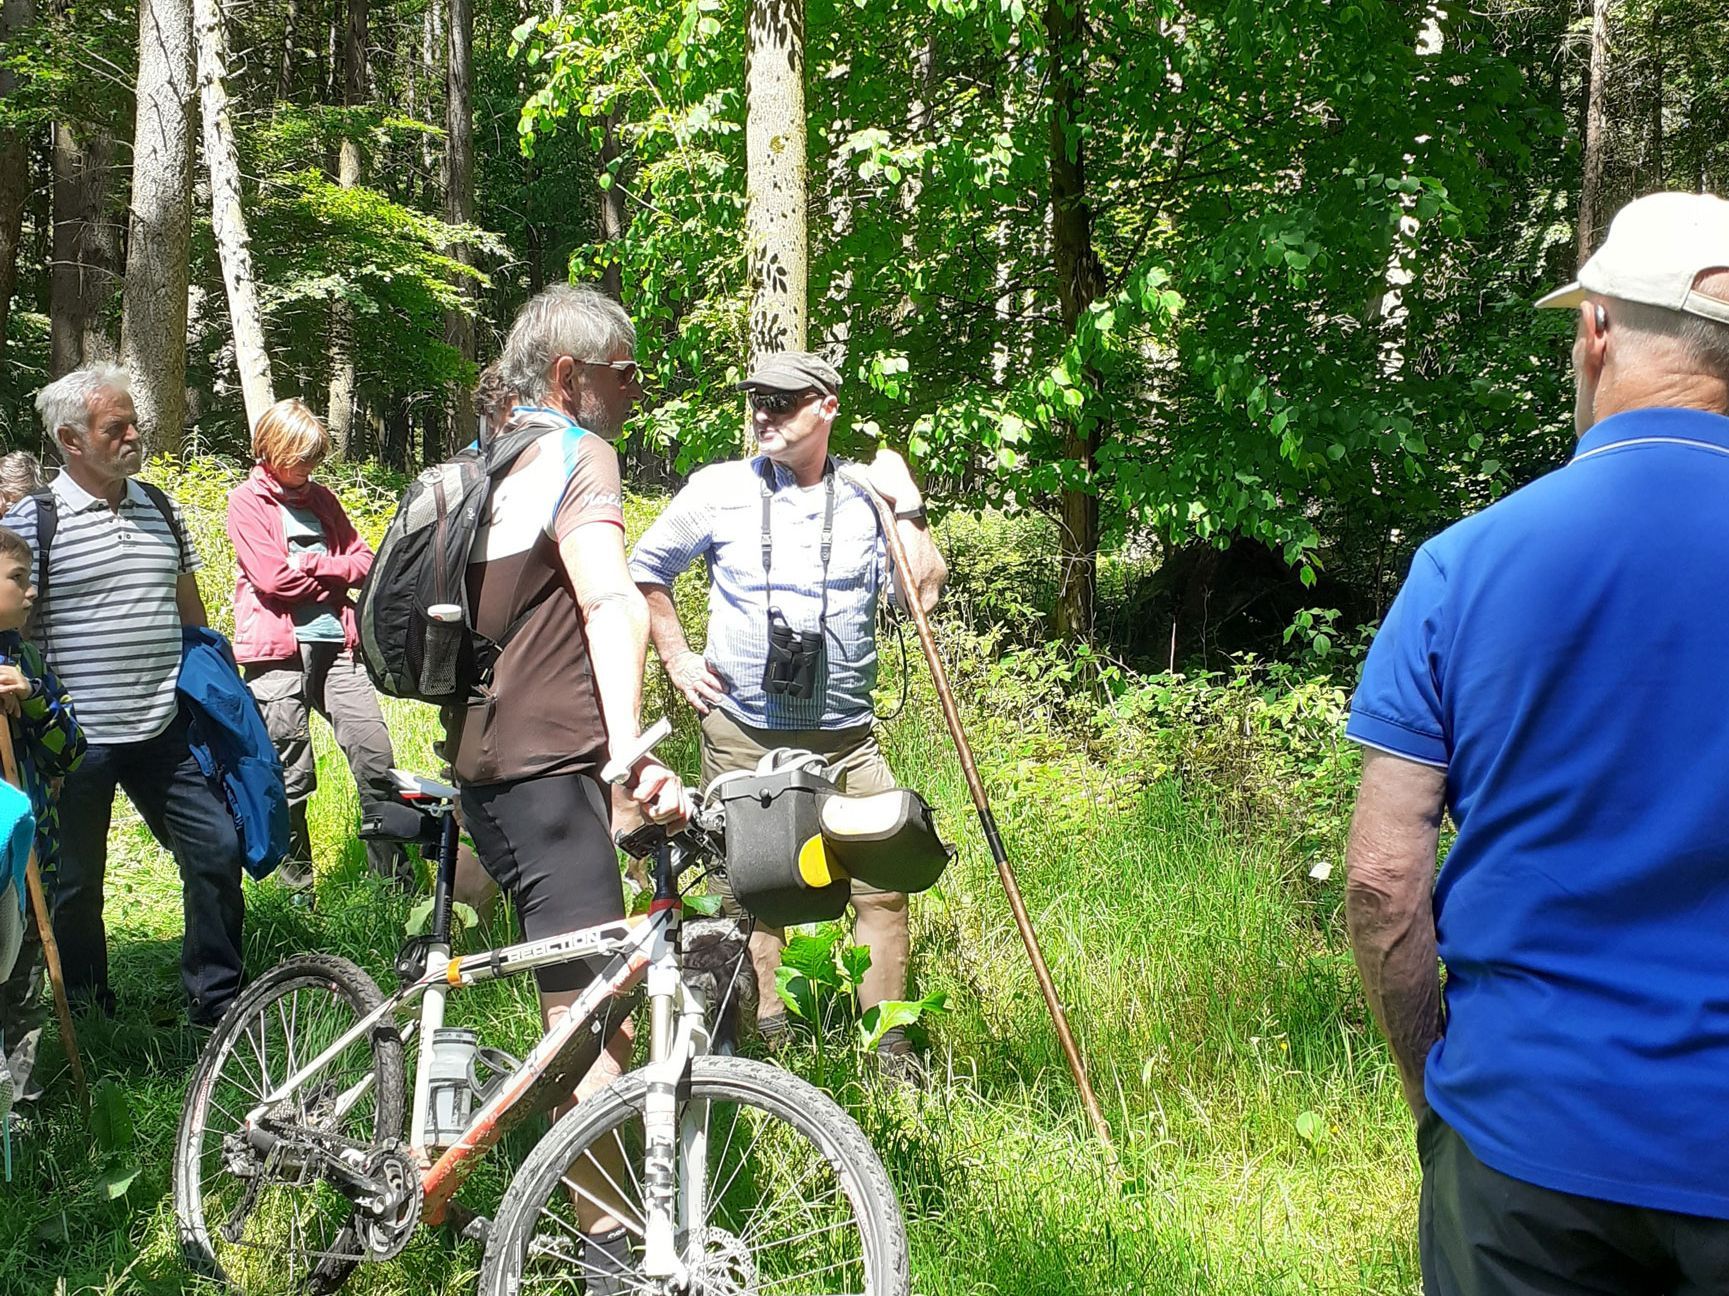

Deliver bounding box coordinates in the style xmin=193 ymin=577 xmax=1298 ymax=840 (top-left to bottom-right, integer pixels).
xmin=172 ymin=725 xmax=910 ymax=1296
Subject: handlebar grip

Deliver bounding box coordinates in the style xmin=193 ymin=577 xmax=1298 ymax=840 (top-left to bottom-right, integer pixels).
xmin=601 ymin=716 xmax=673 ymax=786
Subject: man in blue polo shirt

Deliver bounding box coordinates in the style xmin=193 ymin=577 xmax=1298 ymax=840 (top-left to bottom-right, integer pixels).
xmin=1345 ymin=191 xmax=1729 ymax=1293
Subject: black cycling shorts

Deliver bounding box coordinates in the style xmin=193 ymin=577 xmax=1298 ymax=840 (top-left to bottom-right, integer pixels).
xmin=460 ymin=771 xmax=623 ymax=994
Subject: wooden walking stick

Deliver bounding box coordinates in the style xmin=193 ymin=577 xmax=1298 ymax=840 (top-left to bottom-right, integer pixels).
xmin=0 ymin=719 xmax=88 ymax=1108
xmin=844 ymin=468 xmax=1116 ymax=1156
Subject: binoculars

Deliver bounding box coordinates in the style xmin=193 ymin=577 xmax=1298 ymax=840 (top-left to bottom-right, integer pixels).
xmin=762 ymin=606 xmax=823 ymax=699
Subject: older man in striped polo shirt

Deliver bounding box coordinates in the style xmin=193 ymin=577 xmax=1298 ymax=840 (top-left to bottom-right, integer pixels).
xmin=9 ymin=365 xmax=244 ymax=1026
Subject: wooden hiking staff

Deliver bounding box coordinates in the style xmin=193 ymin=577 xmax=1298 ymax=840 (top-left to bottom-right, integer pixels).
xmin=844 ymin=468 xmax=1116 ymax=1157
xmin=0 ymin=719 xmax=88 ymax=1109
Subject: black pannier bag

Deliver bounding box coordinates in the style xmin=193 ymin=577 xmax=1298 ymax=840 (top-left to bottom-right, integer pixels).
xmin=717 ymin=762 xmax=953 ymax=927
xmin=719 ymin=765 xmax=852 ymax=928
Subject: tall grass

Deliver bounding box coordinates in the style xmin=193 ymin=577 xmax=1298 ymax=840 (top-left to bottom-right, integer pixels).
xmin=0 ymin=473 xmax=1418 ymax=1295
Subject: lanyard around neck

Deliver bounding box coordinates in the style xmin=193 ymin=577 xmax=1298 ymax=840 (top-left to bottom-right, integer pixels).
xmin=759 ymin=458 xmax=835 ymax=625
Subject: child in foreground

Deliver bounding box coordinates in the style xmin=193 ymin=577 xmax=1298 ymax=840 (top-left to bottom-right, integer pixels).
xmin=0 ymin=524 xmax=85 ymax=1104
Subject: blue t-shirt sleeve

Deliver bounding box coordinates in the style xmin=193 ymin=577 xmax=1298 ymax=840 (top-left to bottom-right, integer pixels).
xmin=629 ymin=476 xmax=714 ymax=588
xmin=1347 ymin=546 xmax=1450 ymax=767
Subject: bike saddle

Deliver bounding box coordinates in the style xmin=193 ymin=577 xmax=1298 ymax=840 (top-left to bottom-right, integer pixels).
xmin=387 ymin=769 xmax=459 ymax=802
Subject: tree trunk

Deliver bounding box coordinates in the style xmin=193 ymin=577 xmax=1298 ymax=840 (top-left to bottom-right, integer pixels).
xmin=1578 ymin=0 xmax=1612 ymax=269
xmin=123 ymin=0 xmax=196 ymax=455
xmin=326 ymin=0 xmax=365 ymax=458
xmin=442 ymin=0 xmax=476 ymax=456
xmin=1645 ymin=3 xmax=1662 ymax=191
xmin=276 ymin=0 xmax=302 ymax=101
xmin=1045 ymin=0 xmax=1105 ymax=640
xmin=744 ymin=0 xmax=808 ymax=367
xmin=50 ymin=120 xmax=120 ymax=377
xmin=0 ymin=0 xmax=34 ymax=366
xmin=599 ymin=108 xmax=626 ymax=299
xmin=195 ymin=0 xmax=276 ymax=426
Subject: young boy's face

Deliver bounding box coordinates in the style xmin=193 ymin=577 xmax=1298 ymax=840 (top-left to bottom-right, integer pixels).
xmin=0 ymin=554 xmax=35 ymax=632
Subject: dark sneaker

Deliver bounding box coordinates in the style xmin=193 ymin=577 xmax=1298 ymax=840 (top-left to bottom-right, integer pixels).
xmin=755 ymin=1012 xmax=792 ymax=1052
xmin=582 ymin=1226 xmax=635 ymax=1296
xmin=874 ymin=1026 xmax=925 ymax=1090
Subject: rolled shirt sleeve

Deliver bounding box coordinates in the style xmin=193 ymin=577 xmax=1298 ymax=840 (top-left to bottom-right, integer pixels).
xmin=1346 ymin=545 xmax=1450 ymax=768
xmin=629 ymin=474 xmax=716 ymax=588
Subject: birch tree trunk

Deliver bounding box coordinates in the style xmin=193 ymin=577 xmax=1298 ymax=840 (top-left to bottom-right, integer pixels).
xmin=442 ymin=0 xmax=476 ymax=456
xmin=1578 ymin=0 xmax=1612 ymax=268
xmin=326 ymin=0 xmax=366 ymax=458
xmin=195 ymin=0 xmax=276 ymax=426
xmin=0 ymin=0 xmax=34 ymax=366
xmin=744 ymin=0 xmax=808 ymax=367
xmin=123 ymin=0 xmax=196 ymax=455
xmin=1046 ymin=0 xmax=1106 ymax=641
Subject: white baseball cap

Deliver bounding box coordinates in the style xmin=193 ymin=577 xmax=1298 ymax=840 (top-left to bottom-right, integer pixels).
xmin=1537 ymin=191 xmax=1729 ymax=324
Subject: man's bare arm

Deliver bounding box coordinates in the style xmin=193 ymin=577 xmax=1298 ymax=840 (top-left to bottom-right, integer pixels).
xmin=177 ymin=572 xmax=209 ymax=627
xmin=889 ymin=519 xmax=947 ymax=614
xmin=1345 ymin=747 xmax=1448 ymax=1119
xmin=638 ymin=582 xmax=727 ymax=716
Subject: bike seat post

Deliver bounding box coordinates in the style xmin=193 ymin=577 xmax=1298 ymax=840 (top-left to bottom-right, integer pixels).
xmin=429 ymin=809 xmax=460 ymax=945
xmin=652 ymin=840 xmax=679 ymax=904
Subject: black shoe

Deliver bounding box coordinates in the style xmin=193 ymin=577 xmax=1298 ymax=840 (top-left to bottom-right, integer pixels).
xmin=582 ymin=1226 xmax=635 ymax=1296
xmin=874 ymin=1026 xmax=925 ymax=1090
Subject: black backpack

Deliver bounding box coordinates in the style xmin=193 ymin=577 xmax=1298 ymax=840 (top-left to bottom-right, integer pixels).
xmin=357 ymin=424 xmax=544 ymax=704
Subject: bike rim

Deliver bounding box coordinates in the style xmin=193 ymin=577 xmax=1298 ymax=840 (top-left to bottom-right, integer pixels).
xmin=515 ymin=1084 xmax=879 ymax=1296
xmin=188 ymin=976 xmax=388 ymax=1290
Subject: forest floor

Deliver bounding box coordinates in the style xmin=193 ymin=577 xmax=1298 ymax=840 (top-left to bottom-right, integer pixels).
xmin=0 ymin=680 xmax=1420 ymax=1295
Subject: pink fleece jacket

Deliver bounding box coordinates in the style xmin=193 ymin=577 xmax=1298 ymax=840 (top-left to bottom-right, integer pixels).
xmin=226 ymin=465 xmax=374 ymax=664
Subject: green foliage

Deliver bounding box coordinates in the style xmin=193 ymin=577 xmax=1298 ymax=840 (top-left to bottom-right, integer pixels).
xmin=774 ymin=926 xmax=949 ymax=1051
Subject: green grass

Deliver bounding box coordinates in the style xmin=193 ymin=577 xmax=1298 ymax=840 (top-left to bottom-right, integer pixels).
xmin=2 ymin=466 xmax=1415 ymax=1295
xmin=0 ymin=672 xmax=1419 ymax=1295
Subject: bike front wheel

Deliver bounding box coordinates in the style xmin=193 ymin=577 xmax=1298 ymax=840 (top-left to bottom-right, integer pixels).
xmin=481 ymin=1053 xmax=909 ymax=1296
xmin=173 ymin=953 xmax=408 ymax=1295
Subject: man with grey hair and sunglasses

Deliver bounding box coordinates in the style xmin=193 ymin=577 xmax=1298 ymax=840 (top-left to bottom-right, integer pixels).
xmin=1346 ymin=191 xmax=1729 ymax=1292
xmin=10 ymin=363 xmax=244 ymax=1026
xmin=631 ymin=350 xmax=947 ymax=1081
xmin=444 ymin=282 xmax=688 ymax=1286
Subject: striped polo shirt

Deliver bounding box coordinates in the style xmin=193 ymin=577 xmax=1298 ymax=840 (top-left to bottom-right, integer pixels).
xmin=6 ymin=473 xmax=199 ymax=745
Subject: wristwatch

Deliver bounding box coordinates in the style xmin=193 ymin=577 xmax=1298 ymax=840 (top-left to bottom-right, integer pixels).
xmin=893 ymin=501 xmax=928 ymax=524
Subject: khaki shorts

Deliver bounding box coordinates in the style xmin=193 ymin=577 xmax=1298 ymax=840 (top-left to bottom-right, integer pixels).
xmin=699 ymin=707 xmax=897 ymax=901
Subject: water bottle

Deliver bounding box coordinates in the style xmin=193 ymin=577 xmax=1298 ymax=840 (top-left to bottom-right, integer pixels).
xmin=426 ymin=1026 xmax=480 ymax=1146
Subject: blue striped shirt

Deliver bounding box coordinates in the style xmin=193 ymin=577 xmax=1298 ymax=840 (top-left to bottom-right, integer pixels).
xmin=630 ymin=457 xmax=887 ymax=730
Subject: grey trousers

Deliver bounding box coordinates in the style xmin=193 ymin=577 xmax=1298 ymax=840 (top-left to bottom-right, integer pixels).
xmin=245 ymin=643 xmax=406 ymax=882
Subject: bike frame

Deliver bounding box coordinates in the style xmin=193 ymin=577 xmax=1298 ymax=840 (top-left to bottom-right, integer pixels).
xmin=237 ymin=796 xmax=715 ymax=1281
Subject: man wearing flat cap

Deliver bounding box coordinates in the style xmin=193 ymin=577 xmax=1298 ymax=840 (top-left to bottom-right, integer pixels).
xmin=630 ymin=350 xmax=946 ymax=1078
xmin=1345 ymin=190 xmax=1729 ymax=1293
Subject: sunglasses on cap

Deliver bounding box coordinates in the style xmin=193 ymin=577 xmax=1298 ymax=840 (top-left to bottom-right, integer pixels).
xmin=747 ymin=389 xmax=820 ymax=415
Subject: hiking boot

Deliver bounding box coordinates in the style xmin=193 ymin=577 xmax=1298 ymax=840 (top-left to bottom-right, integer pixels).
xmin=874 ymin=1026 xmax=925 ymax=1090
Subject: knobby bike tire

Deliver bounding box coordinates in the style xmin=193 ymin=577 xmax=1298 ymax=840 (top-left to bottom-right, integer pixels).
xmin=173 ymin=953 xmax=407 ymax=1295
xmin=480 ymin=1053 xmax=910 ymax=1296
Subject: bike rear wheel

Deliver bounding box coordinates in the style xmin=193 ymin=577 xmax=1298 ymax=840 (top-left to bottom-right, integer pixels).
xmin=481 ymin=1053 xmax=909 ymax=1296
xmin=174 ymin=953 xmax=408 ymax=1294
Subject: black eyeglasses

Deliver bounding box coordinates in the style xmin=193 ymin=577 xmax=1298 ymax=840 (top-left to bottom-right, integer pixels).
xmin=748 ymin=389 xmax=819 ymax=415
xmin=576 ymin=359 xmax=643 ymax=385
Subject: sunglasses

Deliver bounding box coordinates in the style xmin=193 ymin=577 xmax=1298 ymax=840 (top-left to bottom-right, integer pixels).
xmin=576 ymin=358 xmax=643 ymax=386
xmin=748 ymin=389 xmax=819 ymax=415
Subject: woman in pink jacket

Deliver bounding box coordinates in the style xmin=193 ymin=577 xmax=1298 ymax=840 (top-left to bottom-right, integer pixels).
xmin=227 ymin=399 xmax=408 ymax=890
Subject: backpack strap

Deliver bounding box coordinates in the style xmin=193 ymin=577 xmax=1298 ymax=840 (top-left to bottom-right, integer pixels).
xmin=132 ymin=479 xmax=190 ymax=567
xmin=26 ymin=489 xmax=56 ymax=610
